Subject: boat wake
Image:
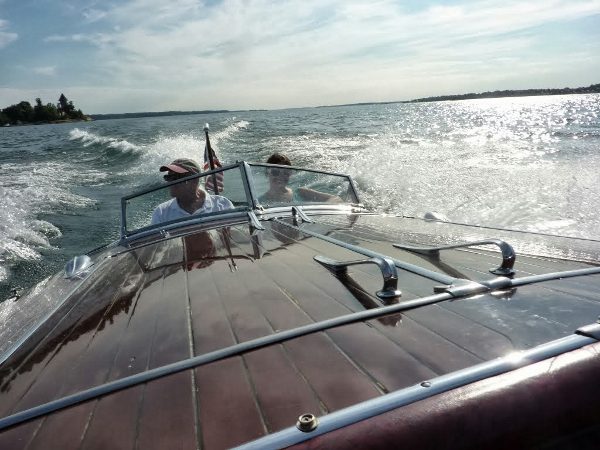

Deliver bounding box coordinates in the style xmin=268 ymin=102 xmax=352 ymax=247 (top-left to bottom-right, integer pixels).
xmin=124 ymin=119 xmax=250 ymax=177
xmin=69 ymin=128 xmax=140 ymax=153
xmin=0 ymin=188 xmax=62 ymax=283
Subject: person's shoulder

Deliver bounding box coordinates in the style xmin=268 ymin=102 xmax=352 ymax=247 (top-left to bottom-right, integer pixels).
xmin=211 ymin=194 xmax=234 ymax=208
xmin=155 ymin=198 xmax=176 ymax=210
xmin=151 ymin=198 xmax=177 ymax=225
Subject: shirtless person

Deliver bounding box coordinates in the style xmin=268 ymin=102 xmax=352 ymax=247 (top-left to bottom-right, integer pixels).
xmin=261 ymin=153 xmax=342 ymax=204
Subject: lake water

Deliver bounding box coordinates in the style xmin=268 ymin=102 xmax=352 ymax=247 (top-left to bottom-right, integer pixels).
xmin=1 ymin=94 xmax=599 ymax=300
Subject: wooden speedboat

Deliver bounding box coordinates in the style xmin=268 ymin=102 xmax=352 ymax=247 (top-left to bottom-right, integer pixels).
xmin=1 ymin=153 xmax=600 ymax=449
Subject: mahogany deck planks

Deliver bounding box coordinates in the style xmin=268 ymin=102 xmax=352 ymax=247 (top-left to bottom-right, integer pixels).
xmin=79 ymin=240 xmax=187 ymax=449
xmin=188 ymin=259 xmax=266 ymax=449
xmin=134 ymin=253 xmax=197 ymax=450
xmin=231 ymin=251 xmax=383 ymax=412
xmin=205 ymin=257 xmax=323 ymax=432
xmin=255 ymin=239 xmax=438 ymax=391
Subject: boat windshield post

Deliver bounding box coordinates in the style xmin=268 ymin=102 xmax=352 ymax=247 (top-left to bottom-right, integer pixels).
xmin=203 ymin=123 xmax=220 ymax=195
xmin=241 ymin=162 xmax=260 ymax=210
xmin=120 ymin=196 xmax=127 ymax=239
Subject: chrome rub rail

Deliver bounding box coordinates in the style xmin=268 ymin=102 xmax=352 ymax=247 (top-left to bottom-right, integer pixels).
xmin=1 ymin=266 xmax=599 ymax=432
xmin=234 ymin=328 xmax=600 ymax=450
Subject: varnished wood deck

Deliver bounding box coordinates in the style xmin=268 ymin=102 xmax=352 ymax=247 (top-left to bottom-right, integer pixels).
xmin=1 ymin=214 xmax=599 ymax=449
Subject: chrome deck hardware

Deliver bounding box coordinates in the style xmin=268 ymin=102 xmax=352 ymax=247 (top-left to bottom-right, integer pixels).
xmin=248 ymin=211 xmax=265 ymax=231
xmin=296 ymin=414 xmax=319 ymax=432
xmin=64 ymin=255 xmax=93 ymax=279
xmin=314 ymin=255 xmax=402 ymax=300
xmin=292 ymin=206 xmax=313 ymax=225
xmin=273 ymin=218 xmax=456 ymax=285
xmin=4 ymin=266 xmax=600 ymax=433
xmin=393 ymin=239 xmax=516 ymax=276
xmin=575 ymin=323 xmax=600 ymax=340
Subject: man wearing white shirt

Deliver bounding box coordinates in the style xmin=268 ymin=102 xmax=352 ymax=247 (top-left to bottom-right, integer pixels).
xmin=151 ymin=158 xmax=233 ymax=225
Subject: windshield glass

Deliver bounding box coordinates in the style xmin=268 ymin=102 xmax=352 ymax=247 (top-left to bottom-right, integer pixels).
xmin=123 ymin=165 xmax=249 ymax=234
xmin=249 ymin=163 xmax=359 ymax=208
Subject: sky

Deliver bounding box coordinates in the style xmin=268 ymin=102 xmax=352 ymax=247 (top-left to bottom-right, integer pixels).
xmin=1 ymin=0 xmax=599 ymax=114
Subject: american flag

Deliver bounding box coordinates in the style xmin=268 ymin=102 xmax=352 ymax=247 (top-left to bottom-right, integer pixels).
xmin=203 ymin=140 xmax=221 ymax=172
xmin=203 ymin=138 xmax=224 ymax=193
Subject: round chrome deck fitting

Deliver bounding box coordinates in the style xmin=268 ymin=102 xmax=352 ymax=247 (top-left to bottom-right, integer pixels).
xmin=296 ymin=413 xmax=319 ymax=432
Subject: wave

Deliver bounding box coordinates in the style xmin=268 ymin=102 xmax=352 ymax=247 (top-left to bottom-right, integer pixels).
xmin=69 ymin=128 xmax=140 ymax=153
xmin=212 ymin=119 xmax=249 ymax=144
xmin=0 ymin=160 xmax=97 ymax=285
xmin=0 ymin=187 xmax=63 ymax=283
xmin=125 ymin=119 xmax=251 ymax=177
xmin=70 ymin=119 xmax=250 ymax=176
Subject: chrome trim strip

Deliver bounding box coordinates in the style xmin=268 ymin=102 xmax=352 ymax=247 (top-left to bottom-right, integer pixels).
xmin=576 ymin=323 xmax=600 ymax=340
xmin=273 ymin=219 xmax=457 ymax=285
xmin=0 ymin=255 xmax=111 ymax=367
xmin=394 ymin=238 xmax=516 ymax=276
xmin=234 ymin=333 xmax=599 ymax=450
xmin=118 ymin=210 xmax=251 ymax=246
xmin=259 ymin=204 xmax=364 ymax=219
xmin=2 ymin=264 xmax=598 ymax=430
xmin=0 ymin=291 xmax=454 ymax=432
xmin=400 ymin=215 xmax=600 ymax=243
xmin=434 ymin=279 xmax=490 ymax=297
xmin=509 ymin=266 xmax=600 ymax=287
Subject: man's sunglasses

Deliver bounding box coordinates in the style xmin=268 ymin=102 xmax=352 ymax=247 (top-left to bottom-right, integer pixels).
xmin=164 ymin=173 xmax=192 ymax=182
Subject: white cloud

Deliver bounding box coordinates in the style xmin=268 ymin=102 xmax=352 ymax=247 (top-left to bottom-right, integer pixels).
xmin=0 ymin=18 xmax=17 ymax=48
xmin=82 ymin=8 xmax=107 ymax=23
xmin=43 ymin=33 xmax=113 ymax=47
xmin=15 ymin=0 xmax=600 ymax=111
xmin=33 ymin=66 xmax=57 ymax=76
xmin=418 ymin=0 xmax=600 ymax=38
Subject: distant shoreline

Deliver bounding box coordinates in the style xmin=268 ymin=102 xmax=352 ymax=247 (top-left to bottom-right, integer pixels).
xmin=3 ymin=118 xmax=92 ymax=127
xmin=318 ymin=83 xmax=600 ymax=108
xmin=88 ymin=109 xmax=233 ymax=121
xmin=408 ymin=83 xmax=600 ymax=103
xmin=80 ymin=82 xmax=600 ymax=120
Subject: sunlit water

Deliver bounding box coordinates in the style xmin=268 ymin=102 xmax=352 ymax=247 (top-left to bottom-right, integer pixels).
xmin=1 ymin=94 xmax=599 ymax=300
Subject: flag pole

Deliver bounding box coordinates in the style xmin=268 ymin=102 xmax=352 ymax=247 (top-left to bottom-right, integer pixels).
xmin=203 ymin=123 xmax=220 ymax=194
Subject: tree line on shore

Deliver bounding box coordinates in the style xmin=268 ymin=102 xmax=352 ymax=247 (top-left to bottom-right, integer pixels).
xmin=0 ymin=94 xmax=88 ymax=126
xmin=410 ymin=83 xmax=600 ymax=103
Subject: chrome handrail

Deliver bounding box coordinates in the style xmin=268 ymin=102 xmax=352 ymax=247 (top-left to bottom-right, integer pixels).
xmin=2 ymin=266 xmax=599 ymax=432
xmin=273 ymin=218 xmax=457 ymax=285
xmin=393 ymin=239 xmax=516 ymax=276
xmin=314 ymin=255 xmax=401 ymax=300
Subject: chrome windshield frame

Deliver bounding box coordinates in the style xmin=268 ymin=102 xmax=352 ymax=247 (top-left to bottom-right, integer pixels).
xmin=118 ymin=161 xmax=363 ymax=241
xmin=246 ymin=162 xmax=361 ymax=209
xmin=119 ymin=162 xmax=244 ymax=240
